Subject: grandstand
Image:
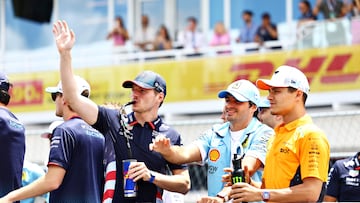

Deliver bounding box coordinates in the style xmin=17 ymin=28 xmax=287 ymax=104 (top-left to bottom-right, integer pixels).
xmin=1 ymin=0 xmax=360 ymax=202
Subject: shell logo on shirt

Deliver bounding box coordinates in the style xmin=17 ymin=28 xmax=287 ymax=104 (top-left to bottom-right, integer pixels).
xmin=209 ymin=149 xmax=220 ymax=162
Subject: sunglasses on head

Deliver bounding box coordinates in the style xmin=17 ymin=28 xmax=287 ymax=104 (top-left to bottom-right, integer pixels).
xmin=51 ymin=92 xmax=62 ymax=102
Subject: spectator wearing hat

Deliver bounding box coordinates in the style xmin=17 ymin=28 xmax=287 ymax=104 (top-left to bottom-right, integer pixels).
xmin=229 ymin=66 xmax=330 ymax=202
xmin=0 ymin=76 xmax=105 ymax=203
xmin=41 ymin=120 xmax=64 ymax=140
xmin=151 ymin=79 xmax=274 ymax=203
xmin=0 ymin=72 xmax=25 ymax=203
xmin=256 ymin=98 xmax=283 ymax=129
xmin=324 ymin=152 xmax=360 ymax=201
xmin=52 ymin=21 xmax=190 ymax=203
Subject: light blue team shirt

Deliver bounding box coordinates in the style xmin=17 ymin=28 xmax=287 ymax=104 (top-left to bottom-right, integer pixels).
xmin=21 ymin=161 xmax=49 ymax=203
xmin=239 ymin=23 xmax=258 ymax=43
xmin=195 ymin=118 xmax=274 ymax=196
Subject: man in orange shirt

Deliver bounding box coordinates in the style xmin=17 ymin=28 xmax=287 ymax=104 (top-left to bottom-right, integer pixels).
xmin=229 ymin=65 xmax=330 ymax=202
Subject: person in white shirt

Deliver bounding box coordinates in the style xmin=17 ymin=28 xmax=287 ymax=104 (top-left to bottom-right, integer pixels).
xmin=134 ymin=15 xmax=156 ymax=51
xmin=177 ymin=17 xmax=205 ymax=52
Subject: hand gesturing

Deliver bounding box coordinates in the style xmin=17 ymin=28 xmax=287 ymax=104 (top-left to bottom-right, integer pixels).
xmin=52 ymin=20 xmax=75 ymax=53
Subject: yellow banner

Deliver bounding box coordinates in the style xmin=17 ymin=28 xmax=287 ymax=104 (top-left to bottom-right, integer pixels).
xmin=8 ymin=45 xmax=360 ymax=113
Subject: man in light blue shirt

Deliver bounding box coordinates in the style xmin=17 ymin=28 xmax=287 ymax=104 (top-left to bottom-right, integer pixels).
xmin=151 ymin=80 xmax=273 ymax=202
xmin=236 ymin=10 xmax=258 ymax=43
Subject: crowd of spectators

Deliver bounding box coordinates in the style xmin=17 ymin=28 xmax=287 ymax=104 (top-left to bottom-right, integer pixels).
xmin=107 ymin=0 xmax=360 ymax=53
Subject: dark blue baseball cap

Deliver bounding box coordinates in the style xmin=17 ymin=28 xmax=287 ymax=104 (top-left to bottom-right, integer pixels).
xmin=122 ymin=71 xmax=167 ymax=96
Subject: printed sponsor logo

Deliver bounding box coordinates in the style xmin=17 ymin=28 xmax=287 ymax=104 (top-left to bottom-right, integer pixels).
xmin=209 ymin=148 xmax=221 ymax=162
xmin=9 ymin=80 xmax=43 ymax=106
xmin=208 ymin=165 xmax=218 ymax=174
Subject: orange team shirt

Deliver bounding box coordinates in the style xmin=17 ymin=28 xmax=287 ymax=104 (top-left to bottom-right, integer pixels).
xmin=263 ymin=115 xmax=330 ymax=189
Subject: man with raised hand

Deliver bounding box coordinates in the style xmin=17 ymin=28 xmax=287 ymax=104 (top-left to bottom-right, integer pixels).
xmin=52 ymin=20 xmax=190 ymax=203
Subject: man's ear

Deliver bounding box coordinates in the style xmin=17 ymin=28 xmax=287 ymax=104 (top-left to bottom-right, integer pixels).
xmin=157 ymin=92 xmax=164 ymax=101
xmin=295 ymin=90 xmax=303 ymax=101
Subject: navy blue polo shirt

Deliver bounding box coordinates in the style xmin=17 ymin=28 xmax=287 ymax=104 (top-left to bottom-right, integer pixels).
xmin=326 ymin=152 xmax=360 ymax=201
xmin=256 ymin=23 xmax=278 ymax=41
xmin=93 ymin=106 xmax=187 ymax=203
xmin=0 ymin=108 xmax=25 ymax=202
xmin=48 ymin=117 xmax=105 ymax=203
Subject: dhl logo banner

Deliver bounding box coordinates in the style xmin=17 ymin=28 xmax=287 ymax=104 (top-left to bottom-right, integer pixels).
xmin=7 ymin=45 xmax=360 ymax=113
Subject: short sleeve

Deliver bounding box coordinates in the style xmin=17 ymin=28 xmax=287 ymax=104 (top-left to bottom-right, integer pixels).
xmin=193 ymin=129 xmax=213 ymax=163
xmin=326 ymin=162 xmax=340 ymax=198
xmin=299 ymin=129 xmax=330 ymax=182
xmin=92 ymin=106 xmax=112 ymax=133
xmin=48 ymin=127 xmax=75 ymax=170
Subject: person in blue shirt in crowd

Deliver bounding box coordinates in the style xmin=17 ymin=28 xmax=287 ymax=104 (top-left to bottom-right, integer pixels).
xmin=151 ymin=80 xmax=274 ymax=203
xmin=52 ymin=20 xmax=190 ymax=203
xmin=236 ymin=10 xmax=257 ymax=43
xmin=0 ymin=76 xmax=105 ymax=203
xmin=21 ymin=161 xmax=49 ymax=203
xmin=324 ymin=152 xmax=360 ymax=202
xmin=0 ymin=72 xmax=25 ymax=203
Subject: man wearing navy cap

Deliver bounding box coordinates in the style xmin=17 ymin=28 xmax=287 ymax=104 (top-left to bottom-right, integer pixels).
xmin=151 ymin=79 xmax=274 ymax=202
xmin=52 ymin=20 xmax=190 ymax=203
xmin=0 ymin=72 xmax=25 ymax=203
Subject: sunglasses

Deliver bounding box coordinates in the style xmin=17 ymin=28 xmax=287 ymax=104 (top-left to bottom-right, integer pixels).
xmin=258 ymin=107 xmax=269 ymax=112
xmin=51 ymin=92 xmax=62 ymax=102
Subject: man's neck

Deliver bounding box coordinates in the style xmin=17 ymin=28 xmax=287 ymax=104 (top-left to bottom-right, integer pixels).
xmin=282 ymin=107 xmax=306 ymax=125
xmin=62 ymin=108 xmax=80 ymax=121
xmin=230 ymin=118 xmax=252 ymax=132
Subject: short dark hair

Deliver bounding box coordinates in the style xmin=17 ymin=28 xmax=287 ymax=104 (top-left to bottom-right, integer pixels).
xmin=243 ymin=10 xmax=253 ymax=16
xmin=288 ymin=87 xmax=307 ymax=104
xmin=0 ymin=81 xmax=11 ymax=105
xmin=187 ymin=16 xmax=197 ymax=24
xmin=262 ymin=12 xmax=270 ymax=19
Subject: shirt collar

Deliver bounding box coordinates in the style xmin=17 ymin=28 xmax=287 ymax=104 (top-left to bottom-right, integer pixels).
xmin=275 ymin=114 xmax=312 ymax=132
xmin=214 ymin=117 xmax=259 ymax=138
xmin=127 ymin=112 xmax=162 ymax=130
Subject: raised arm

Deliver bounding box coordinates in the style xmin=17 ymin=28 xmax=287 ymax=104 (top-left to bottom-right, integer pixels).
xmin=313 ymin=0 xmax=323 ymax=16
xmin=149 ymin=136 xmax=202 ymax=164
xmin=53 ymin=20 xmax=99 ymax=125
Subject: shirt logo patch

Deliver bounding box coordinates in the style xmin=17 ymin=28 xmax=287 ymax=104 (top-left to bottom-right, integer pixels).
xmin=209 ymin=149 xmax=220 ymax=162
